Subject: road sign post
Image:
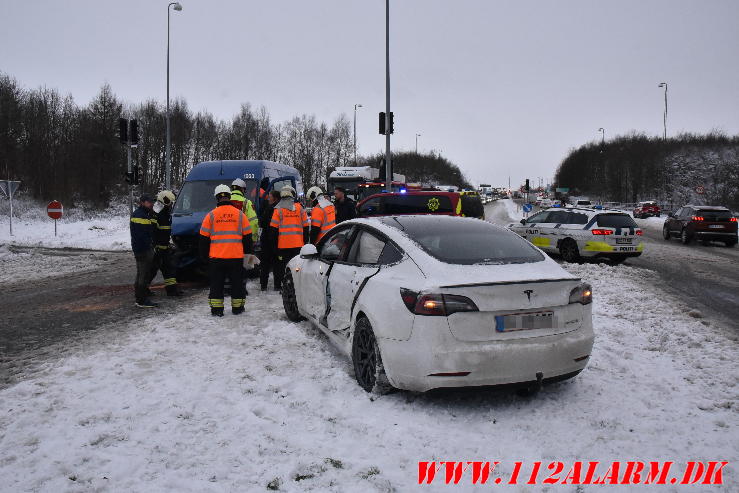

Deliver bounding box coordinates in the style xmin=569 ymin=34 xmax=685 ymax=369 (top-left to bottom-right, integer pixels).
xmin=47 ymin=200 xmax=63 ymax=236
xmin=0 ymin=180 xmax=21 ymax=236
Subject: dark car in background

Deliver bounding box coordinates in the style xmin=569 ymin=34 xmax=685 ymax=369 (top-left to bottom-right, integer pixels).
xmin=356 ymin=191 xmax=484 ymax=219
xmin=633 ymin=201 xmax=661 ymax=218
xmin=663 ymin=205 xmax=737 ymax=247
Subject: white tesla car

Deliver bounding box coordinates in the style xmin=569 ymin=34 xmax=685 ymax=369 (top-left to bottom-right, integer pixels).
xmin=281 ymin=215 xmax=594 ymax=393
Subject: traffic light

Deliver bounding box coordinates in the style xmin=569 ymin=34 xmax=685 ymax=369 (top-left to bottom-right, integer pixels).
xmin=124 ymin=170 xmax=134 ymax=184
xmin=133 ymin=166 xmax=141 ymax=185
xmin=119 ymin=118 xmax=128 ymax=144
xmin=130 ymin=119 xmax=139 ymax=145
xmin=525 ymin=179 xmax=530 ymax=192
xmin=379 ymin=112 xmax=394 ymax=135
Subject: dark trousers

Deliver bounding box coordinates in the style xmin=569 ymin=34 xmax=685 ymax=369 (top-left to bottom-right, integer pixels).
xmin=148 ymin=248 xmax=178 ymax=293
xmin=134 ymin=249 xmax=155 ymax=302
xmin=208 ymin=258 xmax=245 ymax=310
xmin=273 ymin=247 xmax=301 ymax=290
xmin=259 ymin=249 xmax=276 ymax=289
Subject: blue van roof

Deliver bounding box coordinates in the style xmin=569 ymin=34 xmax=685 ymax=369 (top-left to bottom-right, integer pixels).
xmin=184 ymin=160 xmax=299 ymax=181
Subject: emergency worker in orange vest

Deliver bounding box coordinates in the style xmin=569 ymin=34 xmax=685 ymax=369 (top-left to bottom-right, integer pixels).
xmin=306 ymin=186 xmax=337 ymax=244
xmin=199 ymin=185 xmax=253 ymax=316
xmin=269 ymin=185 xmax=309 ymax=291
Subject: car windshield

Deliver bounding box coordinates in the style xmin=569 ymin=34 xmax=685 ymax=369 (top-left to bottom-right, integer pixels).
xmin=382 ymin=216 xmax=544 ymax=265
xmin=174 ymin=179 xmax=257 ymax=214
xmin=696 ymin=209 xmax=732 ymax=220
xmin=596 ymin=214 xmax=637 ymax=228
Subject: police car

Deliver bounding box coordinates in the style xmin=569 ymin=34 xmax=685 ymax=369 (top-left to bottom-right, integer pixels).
xmin=508 ymin=206 xmax=644 ymax=263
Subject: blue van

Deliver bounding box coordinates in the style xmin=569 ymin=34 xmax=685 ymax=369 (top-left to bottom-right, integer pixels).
xmin=171 ymin=160 xmax=303 ymax=271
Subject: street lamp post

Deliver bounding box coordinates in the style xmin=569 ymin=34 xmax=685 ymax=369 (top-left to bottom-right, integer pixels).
xmin=598 ymin=127 xmax=605 ymax=145
xmin=353 ymin=103 xmax=362 ymax=165
xmin=415 ymin=133 xmax=421 ymax=153
xmin=384 ymin=0 xmax=391 ymax=192
xmin=658 ymin=82 xmax=667 ymax=140
xmin=165 ymin=2 xmax=183 ymax=190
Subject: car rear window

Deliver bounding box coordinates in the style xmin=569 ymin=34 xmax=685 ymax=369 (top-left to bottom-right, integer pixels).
xmin=382 ymin=216 xmax=544 ymax=265
xmin=596 ymin=214 xmax=637 ymax=228
xmin=696 ymin=209 xmax=732 ymax=221
xmin=383 ymin=195 xmax=454 ymax=215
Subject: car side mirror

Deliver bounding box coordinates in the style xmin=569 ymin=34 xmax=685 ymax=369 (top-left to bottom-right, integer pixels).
xmin=300 ymin=244 xmax=318 ymax=258
xmin=668 ymin=212 xmax=675 ymax=218
xmin=519 ymin=218 xmax=526 ymax=225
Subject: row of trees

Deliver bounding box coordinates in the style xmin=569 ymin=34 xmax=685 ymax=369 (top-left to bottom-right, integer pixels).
xmin=0 ymin=72 xmax=356 ymax=205
xmin=357 ymin=151 xmax=473 ymax=189
xmin=554 ymin=132 xmax=739 ymax=210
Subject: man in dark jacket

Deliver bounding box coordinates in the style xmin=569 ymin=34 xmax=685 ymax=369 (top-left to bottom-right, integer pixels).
xmin=148 ymin=190 xmax=182 ymax=296
xmin=131 ymin=194 xmax=157 ymax=308
xmin=333 ymin=186 xmax=356 ymax=223
xmin=258 ymin=190 xmax=281 ymax=291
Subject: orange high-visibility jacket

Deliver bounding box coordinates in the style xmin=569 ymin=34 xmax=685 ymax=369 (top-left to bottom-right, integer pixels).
xmin=199 ymin=204 xmax=252 ymax=259
xmin=270 ymin=203 xmax=309 ymax=249
xmin=310 ymin=203 xmax=337 ymax=242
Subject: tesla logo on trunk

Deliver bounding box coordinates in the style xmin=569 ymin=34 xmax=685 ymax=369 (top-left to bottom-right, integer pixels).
xmin=523 ymin=289 xmax=534 ymax=301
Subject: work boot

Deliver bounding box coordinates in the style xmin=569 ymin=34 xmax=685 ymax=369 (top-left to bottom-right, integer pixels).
xmin=232 ymin=306 xmax=245 ymax=315
xmin=211 ymin=307 xmax=224 ymax=317
xmin=136 ymin=298 xmax=158 ymax=308
xmin=166 ymin=286 xmax=183 ymax=297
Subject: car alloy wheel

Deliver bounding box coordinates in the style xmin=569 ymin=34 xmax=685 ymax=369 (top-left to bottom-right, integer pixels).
xmin=281 ymin=268 xmax=305 ymax=322
xmin=559 ymin=239 xmax=581 ymax=263
xmin=351 ymin=317 xmax=393 ymax=394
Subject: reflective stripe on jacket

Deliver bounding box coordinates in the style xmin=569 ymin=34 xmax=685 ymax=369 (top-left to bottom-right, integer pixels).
xmin=200 ymin=204 xmax=252 ymax=259
xmin=311 ymin=203 xmax=336 ymax=242
xmin=270 ymin=202 xmax=308 ymax=249
xmin=153 ymin=208 xmax=172 ymax=250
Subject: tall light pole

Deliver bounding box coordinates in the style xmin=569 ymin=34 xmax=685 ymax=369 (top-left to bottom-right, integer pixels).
xmin=384 ymin=0 xmax=392 ymax=191
xmin=598 ymin=127 xmax=605 ymax=145
xmin=658 ymin=82 xmax=667 ymax=140
xmin=165 ymin=2 xmax=183 ymax=190
xmin=415 ymin=133 xmax=421 ymax=153
xmin=353 ymin=103 xmax=362 ymax=165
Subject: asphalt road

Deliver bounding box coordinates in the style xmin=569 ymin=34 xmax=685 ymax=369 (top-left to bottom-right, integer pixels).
xmin=485 ymin=201 xmax=739 ymax=332
xmin=0 ymin=247 xmax=203 ymax=389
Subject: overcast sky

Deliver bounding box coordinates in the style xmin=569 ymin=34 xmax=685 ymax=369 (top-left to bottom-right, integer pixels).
xmin=2 ymin=0 xmax=738 ymax=187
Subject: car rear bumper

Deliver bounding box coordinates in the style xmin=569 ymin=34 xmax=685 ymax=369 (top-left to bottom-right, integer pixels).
xmin=379 ymin=317 xmax=594 ymax=392
xmin=693 ymin=230 xmax=737 ymax=240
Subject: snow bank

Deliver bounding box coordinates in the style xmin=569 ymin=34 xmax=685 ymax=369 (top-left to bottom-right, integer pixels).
xmin=0 ymin=266 xmax=736 ymax=491
xmin=500 ymin=198 xmax=523 ymax=222
xmin=0 ymin=196 xmax=131 ymax=251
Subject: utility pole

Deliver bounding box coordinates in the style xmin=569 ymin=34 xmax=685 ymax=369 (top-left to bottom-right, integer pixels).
xmin=165 ymin=2 xmax=183 ymax=190
xmin=415 ymin=133 xmax=421 ymax=154
xmin=598 ymin=127 xmax=605 ymax=146
xmin=658 ymin=82 xmax=668 ymax=140
xmin=384 ymin=0 xmax=392 ymax=192
xmin=353 ymin=103 xmax=362 ymax=165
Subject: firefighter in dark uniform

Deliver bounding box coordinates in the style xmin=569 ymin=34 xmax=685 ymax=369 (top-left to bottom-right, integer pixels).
xmin=130 ymin=194 xmax=157 ymax=308
xmin=148 ymin=190 xmax=182 ymax=296
xmin=199 ymin=185 xmax=254 ymax=316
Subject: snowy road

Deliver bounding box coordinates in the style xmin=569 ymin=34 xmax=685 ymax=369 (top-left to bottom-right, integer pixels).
xmin=1 ymin=207 xmax=737 ymax=491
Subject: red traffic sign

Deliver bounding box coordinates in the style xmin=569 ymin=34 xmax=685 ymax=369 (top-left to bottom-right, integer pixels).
xmin=47 ymin=200 xmax=63 ymax=219
xmin=695 ymin=186 xmax=705 ymax=195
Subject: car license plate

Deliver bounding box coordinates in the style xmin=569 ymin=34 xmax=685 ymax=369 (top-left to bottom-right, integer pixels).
xmin=616 ymin=238 xmax=632 ymax=244
xmin=495 ymin=311 xmax=554 ymax=332
xmin=709 ymin=225 xmax=724 ymax=229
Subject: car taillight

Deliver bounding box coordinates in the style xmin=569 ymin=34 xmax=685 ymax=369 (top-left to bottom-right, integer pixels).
xmin=569 ymin=283 xmax=593 ymax=305
xmin=692 ymin=216 xmax=704 ymax=221
xmin=399 ymin=288 xmax=479 ymax=316
xmin=730 ymin=217 xmax=737 ymax=222
xmin=591 ymin=229 xmax=613 ymax=235
xmin=636 ymin=230 xmax=643 ymax=236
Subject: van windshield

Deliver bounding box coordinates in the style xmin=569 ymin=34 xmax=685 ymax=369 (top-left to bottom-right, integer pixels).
xmin=174 ymin=179 xmax=257 ymax=214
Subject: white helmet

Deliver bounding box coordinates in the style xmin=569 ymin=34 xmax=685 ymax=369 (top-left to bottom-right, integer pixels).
xmin=306 ymin=186 xmax=324 ymax=201
xmin=156 ymin=190 xmax=176 ymax=205
xmin=214 ymin=184 xmax=231 ymax=198
xmin=232 ymin=178 xmax=247 ymax=189
xmin=280 ymin=185 xmax=297 ymax=198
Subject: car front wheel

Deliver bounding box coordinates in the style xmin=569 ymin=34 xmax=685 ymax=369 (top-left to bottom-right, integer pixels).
xmin=281 ymin=268 xmax=305 ymax=322
xmin=662 ymin=225 xmax=671 ymax=240
xmin=559 ymin=239 xmax=582 ymax=263
xmin=351 ymin=317 xmax=393 ymax=394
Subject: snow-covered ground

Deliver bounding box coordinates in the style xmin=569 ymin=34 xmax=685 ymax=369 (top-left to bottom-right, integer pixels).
xmin=1 ymin=266 xmax=737 ymax=492
xmin=0 ymin=197 xmax=130 ymax=251
xmin=0 ymin=245 xmax=121 ymax=284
